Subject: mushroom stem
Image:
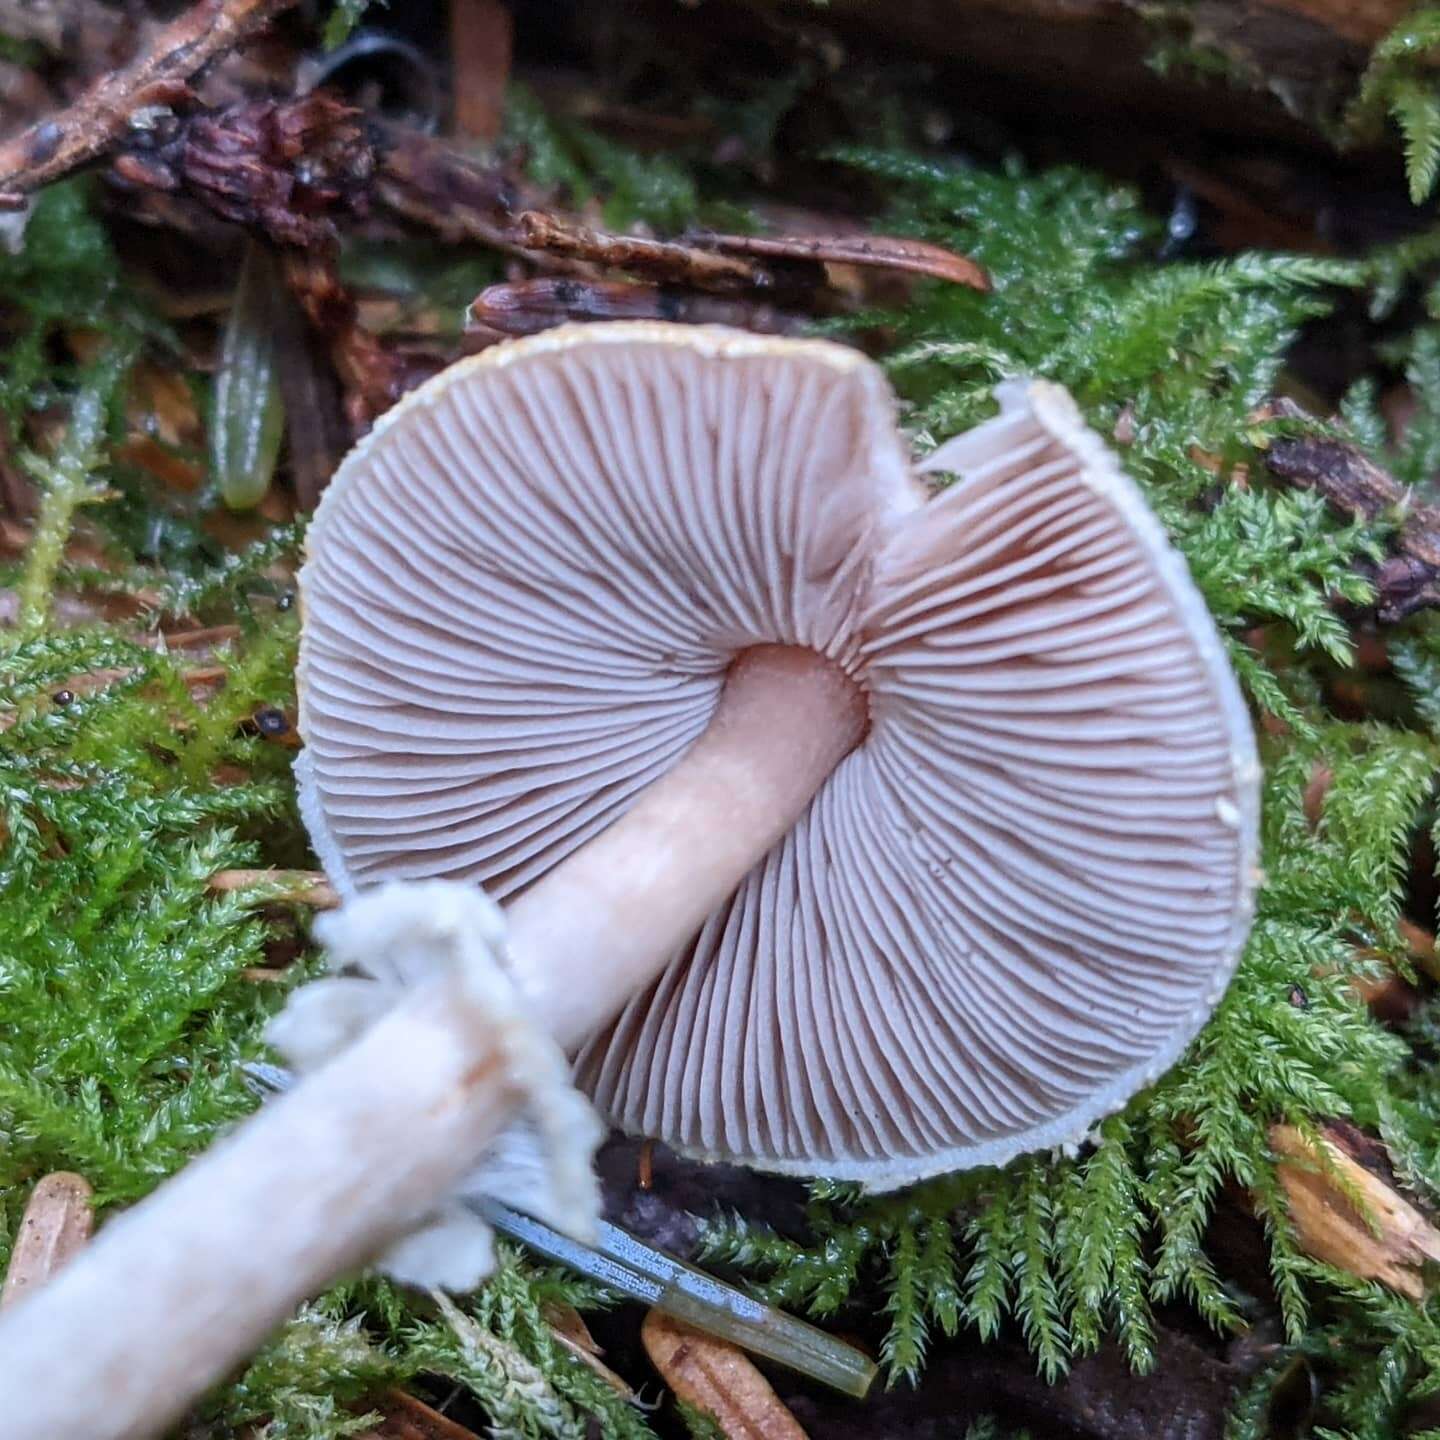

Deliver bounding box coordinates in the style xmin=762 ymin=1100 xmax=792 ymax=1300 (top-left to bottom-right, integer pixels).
xmin=0 ymin=645 xmax=867 ymax=1439
xmin=0 ymin=967 xmax=524 ymax=1439
xmin=510 ymin=643 xmax=868 ymax=1049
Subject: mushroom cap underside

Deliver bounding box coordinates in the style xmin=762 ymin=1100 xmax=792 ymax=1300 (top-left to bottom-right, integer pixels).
xmin=297 ymin=321 xmax=1259 ymax=1187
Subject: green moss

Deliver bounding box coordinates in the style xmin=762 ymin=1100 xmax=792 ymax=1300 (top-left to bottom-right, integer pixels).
xmin=1351 ymin=9 xmax=1440 ymax=204
xmin=322 ymin=0 xmax=383 ymax=52
xmin=12 ymin=92 xmax=1440 ymax=1440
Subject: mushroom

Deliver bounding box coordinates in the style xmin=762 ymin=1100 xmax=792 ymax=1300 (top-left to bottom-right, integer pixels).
xmin=298 ymin=321 xmax=1258 ymax=1182
xmin=0 ymin=322 xmax=1258 ymax=1435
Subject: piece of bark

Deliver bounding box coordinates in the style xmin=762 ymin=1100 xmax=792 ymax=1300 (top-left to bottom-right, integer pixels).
xmin=1272 ymin=1122 xmax=1440 ymax=1299
xmin=0 ymin=1173 xmax=94 ymax=1310
xmin=725 ymin=0 xmax=1405 ymax=149
xmin=375 ymin=122 xmax=527 ymax=253
xmin=450 ymin=0 xmax=512 ymax=143
xmin=642 ymin=1310 xmax=810 ymax=1440
xmin=111 ymin=96 xmax=535 ymax=260
xmin=1265 ymin=414 xmax=1440 ymax=622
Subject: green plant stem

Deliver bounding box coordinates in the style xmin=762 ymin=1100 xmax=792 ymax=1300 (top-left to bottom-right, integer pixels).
xmin=14 ymin=349 xmax=128 ymax=635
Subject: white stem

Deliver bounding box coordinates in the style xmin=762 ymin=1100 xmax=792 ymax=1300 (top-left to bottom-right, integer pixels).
xmin=0 ymin=646 xmax=864 ymax=1439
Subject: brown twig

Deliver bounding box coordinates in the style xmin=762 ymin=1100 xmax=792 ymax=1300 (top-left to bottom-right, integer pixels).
xmin=271 ymin=275 xmax=350 ymax=510
xmin=283 ymin=249 xmax=442 ymax=426
xmin=1264 ymin=414 xmax=1440 ymax=622
xmin=692 ymin=229 xmax=992 ymax=291
xmin=0 ymin=0 xmax=302 ymax=203
xmin=467 ymin=277 xmax=806 ymax=337
xmin=208 ymin=867 xmax=340 ymax=908
xmin=356 ymin=1389 xmax=484 ymax=1440
xmin=373 ymin=122 xmax=526 ymax=252
xmin=513 ymin=210 xmax=776 ymax=293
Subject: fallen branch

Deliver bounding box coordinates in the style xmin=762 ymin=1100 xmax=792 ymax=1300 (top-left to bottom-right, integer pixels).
xmin=373 ymin=123 xmax=530 ymax=253
xmin=0 ymin=0 xmax=302 ymax=203
xmin=108 ymin=97 xmax=989 ymax=307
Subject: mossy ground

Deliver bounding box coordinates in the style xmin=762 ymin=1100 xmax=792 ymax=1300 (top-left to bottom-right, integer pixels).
xmin=8 ymin=10 xmax=1440 ymax=1435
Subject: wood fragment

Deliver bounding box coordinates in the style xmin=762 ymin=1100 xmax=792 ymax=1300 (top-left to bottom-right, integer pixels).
xmin=543 ymin=1301 xmax=636 ymax=1398
xmin=0 ymin=0 xmax=302 ymax=200
xmin=513 ymin=211 xmax=771 ymax=293
xmin=1301 ymin=763 xmax=1332 ymax=829
xmin=1 ymin=1173 xmax=94 ymax=1310
xmin=375 ymin=124 xmax=525 ymax=253
xmin=692 ymin=230 xmax=991 ymax=292
xmin=284 ymin=250 xmax=438 ymax=427
xmin=354 ymin=1387 xmax=482 ymax=1440
xmin=468 ymin=279 xmax=804 ymax=338
xmin=208 ymin=868 xmax=341 ymax=909
xmin=642 ymin=1310 xmax=810 ymax=1440
xmin=449 ymin=0 xmax=512 ymax=143
xmin=151 ymin=624 xmax=243 ymax=650
xmin=1265 ymin=409 xmax=1440 ymax=623
xmin=271 ymin=279 xmax=350 ymax=510
xmin=1272 ymin=1123 xmax=1440 ymax=1300
xmin=111 ymin=92 xmax=375 ymax=248
xmin=1399 ymin=918 xmax=1440 ymax=983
